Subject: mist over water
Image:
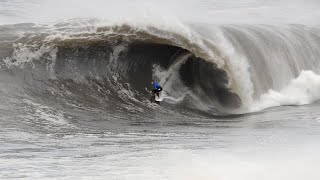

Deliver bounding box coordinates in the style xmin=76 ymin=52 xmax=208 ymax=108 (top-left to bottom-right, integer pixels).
xmin=1 ymin=0 xmax=320 ymax=179
xmin=2 ymin=0 xmax=320 ymax=25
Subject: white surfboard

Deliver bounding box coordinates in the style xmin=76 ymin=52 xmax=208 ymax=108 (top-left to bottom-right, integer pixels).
xmin=146 ymin=87 xmax=163 ymax=102
xmin=155 ymin=95 xmax=163 ymax=102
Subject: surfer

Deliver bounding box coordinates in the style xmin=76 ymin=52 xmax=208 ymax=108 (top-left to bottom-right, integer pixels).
xmin=151 ymin=80 xmax=163 ymax=98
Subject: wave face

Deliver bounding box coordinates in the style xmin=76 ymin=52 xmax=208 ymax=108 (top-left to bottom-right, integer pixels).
xmin=1 ymin=20 xmax=320 ymax=115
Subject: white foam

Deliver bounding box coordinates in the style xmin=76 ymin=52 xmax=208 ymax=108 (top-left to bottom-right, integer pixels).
xmin=21 ymin=99 xmax=75 ymax=129
xmin=3 ymin=43 xmax=57 ymax=68
xmin=248 ymin=70 xmax=320 ymax=112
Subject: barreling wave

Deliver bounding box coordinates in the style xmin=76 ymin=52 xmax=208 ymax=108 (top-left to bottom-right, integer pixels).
xmin=1 ymin=21 xmax=320 ymax=116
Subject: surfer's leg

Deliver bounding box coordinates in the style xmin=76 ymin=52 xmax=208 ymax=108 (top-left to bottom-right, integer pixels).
xmin=156 ymin=89 xmax=161 ymax=97
xmin=157 ymin=87 xmax=162 ymax=97
xmin=151 ymin=89 xmax=158 ymax=97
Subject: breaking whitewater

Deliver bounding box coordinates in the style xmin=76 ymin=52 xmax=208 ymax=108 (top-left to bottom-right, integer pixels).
xmin=1 ymin=21 xmax=320 ymax=116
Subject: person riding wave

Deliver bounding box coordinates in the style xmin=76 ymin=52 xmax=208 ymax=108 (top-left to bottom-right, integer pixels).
xmin=151 ymin=80 xmax=162 ymax=97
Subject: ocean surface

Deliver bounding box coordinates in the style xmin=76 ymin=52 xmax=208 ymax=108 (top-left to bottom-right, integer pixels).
xmin=1 ymin=0 xmax=320 ymax=179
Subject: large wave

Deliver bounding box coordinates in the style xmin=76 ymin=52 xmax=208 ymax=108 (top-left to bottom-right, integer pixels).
xmin=1 ymin=21 xmax=320 ymax=115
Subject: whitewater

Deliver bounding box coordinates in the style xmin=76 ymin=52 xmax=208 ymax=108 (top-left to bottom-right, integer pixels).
xmin=1 ymin=0 xmax=320 ymax=179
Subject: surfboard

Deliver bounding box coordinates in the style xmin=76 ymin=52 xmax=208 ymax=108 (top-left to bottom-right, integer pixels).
xmin=145 ymin=87 xmax=162 ymax=102
xmin=155 ymin=94 xmax=163 ymax=102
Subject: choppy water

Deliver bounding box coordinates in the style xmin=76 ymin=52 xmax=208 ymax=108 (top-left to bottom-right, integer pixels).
xmin=1 ymin=0 xmax=320 ymax=179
